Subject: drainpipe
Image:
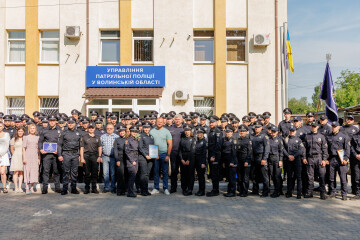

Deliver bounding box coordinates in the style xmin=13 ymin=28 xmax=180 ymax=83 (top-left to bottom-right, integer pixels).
xmin=275 ymin=0 xmax=279 ymax=125
xmin=86 ymin=0 xmax=89 ymax=67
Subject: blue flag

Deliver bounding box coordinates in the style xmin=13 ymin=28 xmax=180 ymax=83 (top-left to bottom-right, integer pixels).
xmin=320 ymin=63 xmax=338 ymax=122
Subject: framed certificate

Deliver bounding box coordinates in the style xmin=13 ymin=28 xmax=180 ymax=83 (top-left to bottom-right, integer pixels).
xmin=43 ymin=143 xmax=57 ymax=153
xmin=149 ymin=145 xmax=159 ymax=159
xmin=337 ymin=149 xmax=344 ymax=162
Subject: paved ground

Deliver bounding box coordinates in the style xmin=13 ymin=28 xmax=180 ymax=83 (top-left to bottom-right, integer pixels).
xmin=0 ymin=183 xmax=359 ymax=240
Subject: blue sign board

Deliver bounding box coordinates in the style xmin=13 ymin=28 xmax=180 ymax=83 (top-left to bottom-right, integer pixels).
xmin=86 ymin=66 xmax=165 ymax=87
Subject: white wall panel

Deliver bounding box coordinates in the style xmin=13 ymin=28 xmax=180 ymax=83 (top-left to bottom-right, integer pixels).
xmin=38 ymin=66 xmax=59 ymax=96
xmin=5 ymin=67 xmax=25 ymax=96
xmin=193 ymin=0 xmax=213 ymax=28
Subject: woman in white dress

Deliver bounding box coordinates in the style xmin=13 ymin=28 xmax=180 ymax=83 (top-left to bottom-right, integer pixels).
xmin=0 ymin=122 xmax=11 ymax=193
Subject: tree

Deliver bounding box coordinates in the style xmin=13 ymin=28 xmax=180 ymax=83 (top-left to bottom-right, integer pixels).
xmin=335 ymin=70 xmax=360 ymax=108
xmin=311 ymin=83 xmax=324 ymax=111
xmin=288 ymin=97 xmax=314 ymax=114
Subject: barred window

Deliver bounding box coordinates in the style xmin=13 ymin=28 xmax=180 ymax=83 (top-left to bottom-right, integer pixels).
xmin=39 ymin=97 xmax=59 ymax=115
xmin=6 ymin=97 xmax=25 ymax=115
xmin=133 ymin=30 xmax=153 ymax=63
xmin=194 ymin=97 xmax=214 ymax=117
xmin=226 ymin=30 xmax=246 ymax=62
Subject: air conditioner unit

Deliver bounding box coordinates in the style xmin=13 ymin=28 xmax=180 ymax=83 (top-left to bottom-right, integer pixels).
xmin=254 ymin=33 xmax=270 ymax=46
xmin=65 ymin=26 xmax=81 ymax=39
xmin=174 ymin=90 xmax=188 ymax=101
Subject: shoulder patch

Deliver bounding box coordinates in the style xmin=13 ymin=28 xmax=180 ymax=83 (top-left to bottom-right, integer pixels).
xmin=265 ymin=136 xmax=269 ymax=139
xmin=318 ymin=138 xmax=321 ymax=142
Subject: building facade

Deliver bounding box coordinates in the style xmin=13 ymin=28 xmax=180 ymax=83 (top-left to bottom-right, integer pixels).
xmin=0 ymin=0 xmax=287 ymax=122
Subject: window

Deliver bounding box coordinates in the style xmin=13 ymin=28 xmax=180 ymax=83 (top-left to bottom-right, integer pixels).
xmin=39 ymin=97 xmax=59 ymax=115
xmin=7 ymin=31 xmax=26 ymax=63
xmin=40 ymin=31 xmax=60 ymax=63
xmin=194 ymin=30 xmax=214 ymax=62
xmin=100 ymin=30 xmax=120 ymax=63
xmin=194 ymin=97 xmax=214 ymax=116
xmin=6 ymin=97 xmax=25 ymax=115
xmin=133 ymin=30 xmax=153 ymax=63
xmin=226 ymin=30 xmax=246 ymax=62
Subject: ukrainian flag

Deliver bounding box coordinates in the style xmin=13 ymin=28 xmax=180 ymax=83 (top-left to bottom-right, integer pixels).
xmin=286 ymin=30 xmax=294 ymax=73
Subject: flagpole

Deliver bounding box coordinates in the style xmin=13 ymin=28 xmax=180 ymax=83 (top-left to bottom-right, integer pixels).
xmin=280 ymin=25 xmax=284 ymax=120
xmin=284 ymin=22 xmax=289 ymax=107
xmin=315 ymin=53 xmax=331 ymax=120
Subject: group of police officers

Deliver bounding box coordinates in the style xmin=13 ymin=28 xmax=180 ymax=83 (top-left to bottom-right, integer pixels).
xmin=1 ymin=107 xmax=360 ymax=200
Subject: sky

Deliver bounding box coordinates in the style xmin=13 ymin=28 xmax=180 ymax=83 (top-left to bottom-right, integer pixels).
xmin=287 ymin=0 xmax=360 ymax=102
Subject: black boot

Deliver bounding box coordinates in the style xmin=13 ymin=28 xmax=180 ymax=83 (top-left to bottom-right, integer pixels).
xmin=206 ymin=190 xmax=219 ymax=197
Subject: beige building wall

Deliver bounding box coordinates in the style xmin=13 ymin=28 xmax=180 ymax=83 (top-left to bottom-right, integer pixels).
xmin=0 ymin=0 xmax=5 ymax=111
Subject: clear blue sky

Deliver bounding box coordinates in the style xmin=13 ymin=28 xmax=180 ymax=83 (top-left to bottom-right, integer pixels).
xmin=288 ymin=0 xmax=360 ymax=102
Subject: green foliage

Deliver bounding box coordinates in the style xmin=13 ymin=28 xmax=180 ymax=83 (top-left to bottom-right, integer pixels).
xmin=335 ymin=70 xmax=360 ymax=108
xmin=288 ymin=97 xmax=315 ymax=114
xmin=311 ymin=83 xmax=325 ymax=111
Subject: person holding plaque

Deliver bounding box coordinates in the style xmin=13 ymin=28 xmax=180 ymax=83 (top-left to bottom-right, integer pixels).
xmin=138 ymin=121 xmax=154 ymax=196
xmin=58 ymin=117 xmax=82 ymax=195
xmin=125 ymin=126 xmax=140 ymax=198
xmin=326 ymin=121 xmax=350 ymax=200
xmin=38 ymin=115 xmax=62 ymax=194
xmin=178 ymin=124 xmax=196 ymax=196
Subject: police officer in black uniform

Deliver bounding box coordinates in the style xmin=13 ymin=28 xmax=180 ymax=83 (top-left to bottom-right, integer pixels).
xmin=318 ymin=115 xmax=332 ymax=136
xmin=250 ymin=121 xmax=270 ymax=197
xmin=350 ymin=121 xmax=360 ymax=199
xmin=302 ymin=122 xmax=329 ymax=200
xmin=326 ymin=121 xmax=350 ymax=200
xmin=206 ymin=115 xmax=223 ymax=197
xmin=284 ymin=126 xmax=305 ymax=199
xmin=222 ymin=126 xmax=238 ymax=198
xmin=39 ymin=115 xmax=62 ymax=194
xmin=113 ymin=126 xmax=127 ymax=196
xmin=124 ymin=126 xmax=139 ymax=198
xmin=80 ymin=123 xmax=102 ymax=194
xmin=278 ymin=108 xmax=292 ymax=138
xmin=58 ymin=117 xmax=81 ymax=195
xmin=268 ymin=126 xmax=284 ymax=198
xmin=303 ymin=111 xmax=315 ymax=133
xmin=340 ymin=115 xmax=359 ymax=195
xmin=194 ymin=127 xmax=207 ymax=196
xmin=178 ymin=124 xmax=196 ymax=196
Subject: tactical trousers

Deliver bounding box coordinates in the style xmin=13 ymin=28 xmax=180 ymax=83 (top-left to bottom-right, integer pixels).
xmin=62 ymin=152 xmax=79 ymax=191
xmin=268 ymin=156 xmax=282 ymax=194
xmin=208 ymin=152 xmax=220 ymax=191
xmin=170 ymin=150 xmax=181 ymax=191
xmin=306 ymin=157 xmax=326 ymax=194
xmin=115 ymin=159 xmax=126 ymax=193
xmin=237 ymin=161 xmax=251 ymax=194
xmin=180 ymin=154 xmax=195 ymax=192
xmin=328 ymin=157 xmax=348 ymax=196
xmin=42 ymin=153 xmax=60 ymax=191
xmin=84 ymin=153 xmax=98 ymax=189
xmin=127 ymin=165 xmax=138 ymax=195
xmin=350 ymin=158 xmax=357 ymax=193
xmin=252 ymin=155 xmax=270 ymax=195
xmin=352 ymin=159 xmax=360 ymax=195
xmin=227 ymin=165 xmax=237 ymax=194
xmin=286 ymin=157 xmax=302 ymax=194
xmin=137 ymin=156 xmax=150 ymax=192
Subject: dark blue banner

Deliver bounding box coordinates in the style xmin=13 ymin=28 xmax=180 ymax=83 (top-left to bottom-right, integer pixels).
xmin=86 ymin=66 xmax=165 ymax=87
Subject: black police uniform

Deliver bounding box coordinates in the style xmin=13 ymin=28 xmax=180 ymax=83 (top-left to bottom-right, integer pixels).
xmin=250 ymin=132 xmax=270 ymax=196
xmin=179 ymin=135 xmax=196 ymax=195
xmin=58 ymin=127 xmax=81 ymax=194
xmin=236 ymin=134 xmax=253 ymax=196
xmin=341 ymin=124 xmax=359 ymax=194
xmin=319 ymin=123 xmax=332 ymax=136
xmin=81 ymin=132 xmax=102 ymax=192
xmin=268 ymin=135 xmax=284 ymax=197
xmin=326 ymin=131 xmax=350 ymax=197
xmin=38 ymin=125 xmax=62 ymax=193
xmin=303 ymin=131 xmax=329 ymax=198
xmin=350 ymin=130 xmax=360 ymax=197
xmin=114 ymin=135 xmax=127 ymax=195
xmin=138 ymin=132 xmax=155 ymax=195
xmin=278 ymin=119 xmax=292 ymax=138
xmin=222 ymin=135 xmax=238 ymax=196
xmin=124 ymin=136 xmax=139 ymax=197
xmin=168 ymin=124 xmax=184 ymax=192
xmin=194 ymin=137 xmax=207 ymax=195
xmin=283 ymin=133 xmax=305 ymax=198
xmin=206 ymin=125 xmax=223 ymax=196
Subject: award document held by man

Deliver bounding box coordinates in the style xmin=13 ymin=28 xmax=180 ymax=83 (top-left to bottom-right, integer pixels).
xmin=149 ymin=145 xmax=159 ymax=159
xmin=337 ymin=149 xmax=344 ymax=162
xmin=43 ymin=142 xmax=58 ymax=153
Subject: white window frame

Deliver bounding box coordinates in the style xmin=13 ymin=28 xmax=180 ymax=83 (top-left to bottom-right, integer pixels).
xmin=99 ymin=30 xmax=120 ymax=64
xmin=6 ymin=97 xmax=25 ymax=115
xmin=7 ymin=31 xmax=26 ymax=64
xmin=132 ymin=31 xmax=154 ymax=64
xmin=226 ymin=31 xmax=247 ymax=63
xmin=40 ymin=30 xmax=60 ymax=64
xmin=193 ymin=31 xmax=214 ymax=63
xmin=39 ymin=97 xmax=59 ymax=115
xmin=194 ymin=97 xmax=215 ymax=116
